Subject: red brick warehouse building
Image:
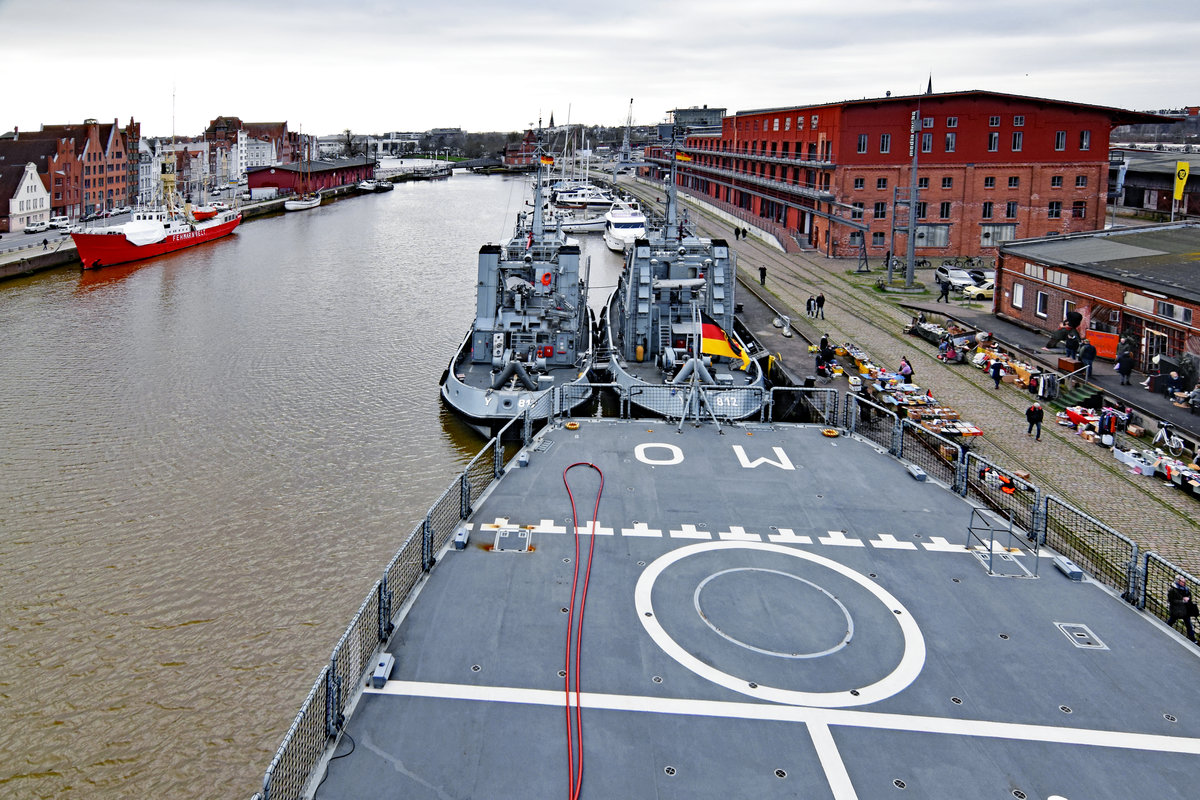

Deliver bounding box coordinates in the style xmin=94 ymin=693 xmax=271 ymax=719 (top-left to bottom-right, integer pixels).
xmin=672 ymin=91 xmax=1164 ymax=260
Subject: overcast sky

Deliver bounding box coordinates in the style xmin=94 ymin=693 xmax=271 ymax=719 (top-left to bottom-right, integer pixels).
xmin=2 ymin=0 xmax=1196 ymax=138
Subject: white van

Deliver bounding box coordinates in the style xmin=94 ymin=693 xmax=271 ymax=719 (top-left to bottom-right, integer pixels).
xmin=48 ymin=216 xmax=71 ymax=229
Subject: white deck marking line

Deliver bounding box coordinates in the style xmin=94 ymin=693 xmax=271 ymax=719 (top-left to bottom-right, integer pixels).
xmin=369 ymin=680 xmax=1200 ymax=755
xmin=575 ymin=520 xmax=614 ymax=536
xmin=532 ymin=519 xmax=567 ymax=534
xmin=669 ymin=524 xmax=711 ymax=539
xmin=869 ymin=534 xmax=917 ymax=550
xmin=622 ymin=522 xmax=663 ymax=537
xmin=717 ymin=525 xmax=761 ymax=541
xmin=921 ymin=536 xmax=969 ymax=552
xmin=818 ymin=530 xmax=864 ymax=547
xmin=767 ymin=528 xmax=813 ymax=544
xmin=808 ymin=721 xmax=859 ymax=800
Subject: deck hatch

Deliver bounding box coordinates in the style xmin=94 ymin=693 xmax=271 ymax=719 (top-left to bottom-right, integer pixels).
xmin=1055 ymin=622 xmax=1108 ymax=650
xmin=494 ymin=525 xmax=531 ymax=552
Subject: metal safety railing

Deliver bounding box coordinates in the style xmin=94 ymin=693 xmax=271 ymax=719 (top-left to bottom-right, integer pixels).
xmin=253 ymin=383 xmax=1198 ymax=800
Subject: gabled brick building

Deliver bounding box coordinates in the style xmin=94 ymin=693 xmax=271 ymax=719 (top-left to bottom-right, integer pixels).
xmin=672 ymin=91 xmax=1165 ymax=259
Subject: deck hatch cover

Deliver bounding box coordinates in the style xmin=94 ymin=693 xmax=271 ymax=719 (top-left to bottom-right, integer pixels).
xmin=534 ymin=438 xmax=556 ymax=453
xmin=1055 ymin=622 xmax=1108 ymax=650
xmin=494 ymin=525 xmax=531 ymax=552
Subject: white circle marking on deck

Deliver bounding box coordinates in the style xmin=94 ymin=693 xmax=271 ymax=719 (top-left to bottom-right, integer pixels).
xmin=636 ymin=540 xmax=926 ymax=708
xmin=634 ymin=442 xmax=684 ymax=466
xmin=693 ymin=568 xmax=853 ymax=658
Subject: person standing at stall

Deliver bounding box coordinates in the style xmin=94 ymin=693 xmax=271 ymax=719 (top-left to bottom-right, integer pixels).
xmin=1116 ymin=349 xmax=1135 ymax=386
xmin=1025 ymin=402 xmax=1044 ymax=441
xmin=989 ymin=358 xmax=1005 ymax=389
xmin=1167 ymin=575 xmax=1197 ymax=643
xmin=1078 ymin=339 xmax=1096 ymax=380
xmin=898 ymin=357 xmax=914 ymax=384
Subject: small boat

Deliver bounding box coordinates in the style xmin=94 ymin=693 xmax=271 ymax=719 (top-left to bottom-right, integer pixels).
xmin=190 ymin=205 xmax=219 ymax=221
xmin=357 ymin=179 xmax=379 ymax=192
xmin=557 ymin=210 xmax=607 ymax=233
xmin=373 ymin=180 xmax=394 ymax=192
xmin=283 ymin=192 xmax=322 ymax=212
xmin=551 ymin=182 xmax=614 ymax=211
xmin=602 ymin=199 xmax=646 ymax=252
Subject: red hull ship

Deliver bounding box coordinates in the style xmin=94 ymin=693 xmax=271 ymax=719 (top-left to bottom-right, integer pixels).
xmin=71 ymin=208 xmax=243 ymax=270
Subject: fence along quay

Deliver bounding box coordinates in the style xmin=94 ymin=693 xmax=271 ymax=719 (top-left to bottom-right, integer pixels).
xmin=252 ymin=384 xmax=1199 ymax=800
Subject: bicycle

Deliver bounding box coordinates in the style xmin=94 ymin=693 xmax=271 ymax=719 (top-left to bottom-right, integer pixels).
xmin=1151 ymin=421 xmax=1185 ymax=457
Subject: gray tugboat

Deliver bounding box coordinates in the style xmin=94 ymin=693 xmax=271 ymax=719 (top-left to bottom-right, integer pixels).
xmin=602 ymin=141 xmax=764 ymax=421
xmin=439 ymin=136 xmax=592 ymax=433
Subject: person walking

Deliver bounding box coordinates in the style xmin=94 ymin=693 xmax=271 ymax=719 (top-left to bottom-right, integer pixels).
xmin=758 ymin=265 xmax=767 ymax=286
xmin=741 ymin=227 xmax=749 ymax=240
xmin=1167 ymin=575 xmax=1197 ymax=643
xmin=815 ymin=293 xmax=826 ymax=319
xmin=1078 ymin=339 xmax=1096 ymax=379
xmin=1025 ymin=402 xmax=1044 ymax=441
xmin=898 ymin=357 xmax=914 ymax=384
xmin=936 ymin=278 xmax=950 ymax=303
xmin=1116 ymin=349 xmax=1135 ymax=385
xmin=989 ymin=358 xmax=1005 ymax=389
xmin=806 ymin=296 xmax=816 ymax=318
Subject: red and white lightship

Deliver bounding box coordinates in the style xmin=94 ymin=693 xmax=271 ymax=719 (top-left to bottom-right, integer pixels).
xmin=71 ymin=206 xmax=242 ymax=270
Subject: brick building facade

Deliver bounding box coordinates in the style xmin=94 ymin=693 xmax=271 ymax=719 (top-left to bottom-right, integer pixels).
xmin=670 ymin=91 xmax=1164 ymax=259
xmin=996 ymin=223 xmax=1200 ymax=372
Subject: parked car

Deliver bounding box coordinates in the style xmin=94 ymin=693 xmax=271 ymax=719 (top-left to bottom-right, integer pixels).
xmin=934 ymin=266 xmax=976 ymax=290
xmin=24 ymin=220 xmax=50 ymax=234
xmin=48 ymin=215 xmax=71 ymax=229
xmin=969 ymin=269 xmax=996 ymax=285
xmin=962 ymin=280 xmax=995 ymax=300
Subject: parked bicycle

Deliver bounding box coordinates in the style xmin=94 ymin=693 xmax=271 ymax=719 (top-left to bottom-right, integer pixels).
xmin=1151 ymin=420 xmax=1186 ymax=457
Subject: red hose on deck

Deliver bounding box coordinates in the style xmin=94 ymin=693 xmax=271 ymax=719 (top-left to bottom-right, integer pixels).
xmin=562 ymin=461 xmax=603 ymax=800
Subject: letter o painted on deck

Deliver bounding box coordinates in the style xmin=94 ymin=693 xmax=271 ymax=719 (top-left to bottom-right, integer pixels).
xmin=635 ymin=442 xmax=683 ymax=466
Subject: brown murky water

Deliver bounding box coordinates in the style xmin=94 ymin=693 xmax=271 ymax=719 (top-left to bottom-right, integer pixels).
xmin=0 ymin=171 xmax=622 ymax=799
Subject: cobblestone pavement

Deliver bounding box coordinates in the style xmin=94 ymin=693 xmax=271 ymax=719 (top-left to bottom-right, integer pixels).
xmin=638 ymin=187 xmax=1200 ymax=576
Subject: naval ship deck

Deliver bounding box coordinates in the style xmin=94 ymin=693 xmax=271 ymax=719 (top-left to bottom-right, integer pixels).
xmin=305 ymin=421 xmax=1200 ymax=799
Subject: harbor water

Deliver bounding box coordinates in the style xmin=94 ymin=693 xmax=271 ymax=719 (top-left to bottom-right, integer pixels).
xmin=0 ymin=170 xmax=623 ymax=799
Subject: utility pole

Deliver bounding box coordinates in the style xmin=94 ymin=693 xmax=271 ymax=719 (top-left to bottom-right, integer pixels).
xmin=905 ymin=109 xmax=921 ymax=288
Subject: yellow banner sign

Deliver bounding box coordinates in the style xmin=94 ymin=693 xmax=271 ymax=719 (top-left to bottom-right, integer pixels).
xmin=1174 ymin=161 xmax=1190 ymax=201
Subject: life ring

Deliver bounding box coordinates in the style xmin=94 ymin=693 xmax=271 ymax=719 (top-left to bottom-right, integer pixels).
xmin=565 ymin=421 xmax=580 ymax=430
xmin=821 ymin=428 xmax=840 ymax=437
xmin=541 ymin=273 xmax=552 ymax=286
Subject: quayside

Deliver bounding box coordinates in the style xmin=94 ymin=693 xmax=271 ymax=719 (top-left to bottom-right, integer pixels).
xmin=255 ymin=387 xmax=1200 ymax=800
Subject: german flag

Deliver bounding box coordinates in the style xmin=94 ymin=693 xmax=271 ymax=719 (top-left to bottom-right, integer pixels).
xmin=700 ymin=311 xmax=750 ymax=371
xmin=675 ymin=151 xmax=692 ymax=162
xmin=540 ymin=155 xmax=555 ymax=166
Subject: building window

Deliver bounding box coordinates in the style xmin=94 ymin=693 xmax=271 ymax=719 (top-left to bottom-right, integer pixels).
xmin=945 ymin=132 xmax=956 ymax=152
xmin=946 ymin=116 xmax=958 ymax=128
xmin=984 ymin=176 xmax=996 ymax=188
xmin=1013 ymin=115 xmax=1025 ymax=126
xmin=773 ymin=118 xmax=780 ymax=131
xmin=849 ymin=230 xmax=862 ymax=244
xmin=1011 ymin=131 xmax=1023 ymax=151
xmin=921 ymin=133 xmax=932 ymax=153
xmin=784 ymin=117 xmax=791 ymax=131
xmin=1050 ymin=175 xmax=1063 ymax=188
xmin=941 ymin=177 xmax=953 ymax=189
xmin=873 ymin=201 xmax=887 ymax=219
xmin=1054 ymin=130 xmax=1066 ymax=150
xmin=853 ymin=177 xmax=864 ymax=189
xmin=923 ymin=117 xmax=934 ymax=129
xmin=916 ymin=201 xmax=928 ymax=219
xmin=1012 ymin=283 xmax=1024 ymax=308
xmin=1036 ymin=291 xmax=1049 ymax=318
xmin=1072 ymin=200 xmax=1087 ymax=218
xmin=1079 ymin=130 xmax=1091 ymax=150
xmin=872 ymin=231 xmax=886 ymax=246
xmin=989 ymin=115 xmax=1000 ymax=126
xmin=880 ymin=133 xmax=891 ymax=153
xmin=939 ymin=201 xmax=952 ymax=219
xmin=1006 ymin=200 xmax=1018 ymax=218
xmin=918 ymin=177 xmax=929 ymax=189
xmin=851 ymin=202 xmax=864 ymax=219
xmin=1008 ymin=176 xmax=1020 ymax=188
xmin=982 ymin=201 xmax=994 ymax=219
xmin=980 ymin=224 xmax=1016 ymax=246
xmin=811 ymin=115 xmax=819 ymax=129
xmin=857 ymin=134 xmax=868 ymax=153
xmin=876 ymin=177 xmax=888 ymax=190
xmin=1048 ymin=201 xmax=1062 ymax=219
xmin=1075 ymin=175 xmax=1088 ymax=188
xmin=987 ymin=132 xmax=999 ymax=152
